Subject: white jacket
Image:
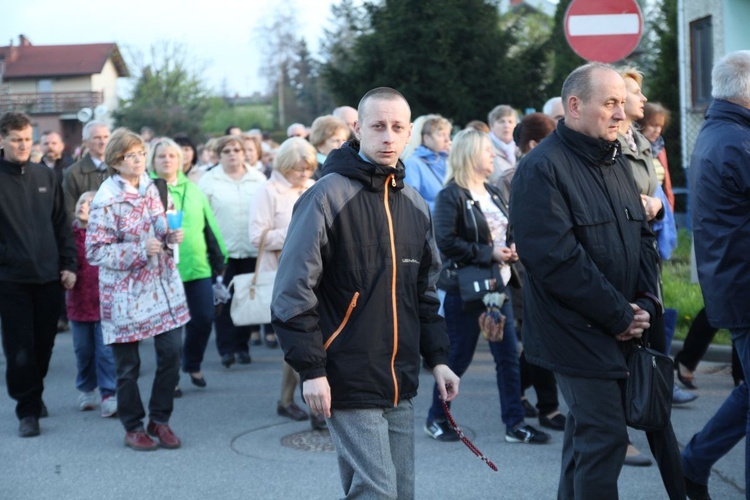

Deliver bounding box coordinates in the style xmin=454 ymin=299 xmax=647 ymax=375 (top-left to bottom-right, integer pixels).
xmin=198 ymin=164 xmax=267 ymax=258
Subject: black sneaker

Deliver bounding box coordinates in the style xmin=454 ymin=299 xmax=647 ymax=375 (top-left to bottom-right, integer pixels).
xmin=684 ymin=476 xmax=712 ymax=500
xmin=424 ymin=418 xmax=460 ymax=442
xmin=521 ymin=399 xmax=538 ymax=417
xmin=505 ymin=424 xmax=550 ymax=444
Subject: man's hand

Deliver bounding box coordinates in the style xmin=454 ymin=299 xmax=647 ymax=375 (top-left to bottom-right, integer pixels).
xmin=616 ymin=303 xmax=651 ymax=341
xmin=60 ymin=270 xmax=76 ymax=290
xmin=303 ymin=376 xmax=332 ymax=418
xmin=640 ymin=194 xmax=663 ymax=221
xmin=432 ymin=364 xmax=460 ymax=402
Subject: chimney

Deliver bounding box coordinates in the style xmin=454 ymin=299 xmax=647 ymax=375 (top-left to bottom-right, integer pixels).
xmin=6 ymin=39 xmax=19 ymax=64
xmin=19 ymin=34 xmax=32 ymax=46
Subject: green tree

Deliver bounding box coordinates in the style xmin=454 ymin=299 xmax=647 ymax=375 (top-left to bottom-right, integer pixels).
xmin=499 ymin=6 xmax=555 ymax=111
xmin=114 ymin=42 xmax=211 ymax=142
xmin=320 ymin=0 xmax=518 ymax=126
xmin=646 ymin=0 xmax=683 ymax=187
xmin=545 ymin=0 xmax=584 ymax=99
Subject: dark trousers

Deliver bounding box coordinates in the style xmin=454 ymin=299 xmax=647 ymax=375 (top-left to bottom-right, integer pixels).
xmin=555 ymin=374 xmax=629 ymax=500
xmin=182 ymin=278 xmax=214 ymax=373
xmin=520 ymin=351 xmax=559 ymax=415
xmin=111 ymin=328 xmax=182 ymax=432
xmin=428 ymin=293 xmax=524 ymax=432
xmin=676 ymin=307 xmax=743 ymax=384
xmin=215 ymin=258 xmax=260 ymax=356
xmin=676 ymin=308 xmax=716 ymax=371
xmin=0 ymin=280 xmax=60 ymax=419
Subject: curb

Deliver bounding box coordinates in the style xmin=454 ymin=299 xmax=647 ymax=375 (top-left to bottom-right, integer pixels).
xmin=670 ymin=339 xmax=732 ymax=363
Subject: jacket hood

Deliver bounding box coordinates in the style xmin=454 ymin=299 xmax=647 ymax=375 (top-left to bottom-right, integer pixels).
xmin=322 ymin=141 xmax=406 ymax=192
xmin=412 ymin=144 xmax=448 ymax=162
xmin=706 ymin=98 xmax=750 ymax=127
xmin=556 ymin=120 xmax=621 ymax=167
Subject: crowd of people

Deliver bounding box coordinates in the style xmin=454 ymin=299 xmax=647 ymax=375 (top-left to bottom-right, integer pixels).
xmin=1 ymin=51 xmax=749 ymax=500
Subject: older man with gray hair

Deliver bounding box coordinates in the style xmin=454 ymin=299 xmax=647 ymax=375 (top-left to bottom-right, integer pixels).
xmin=682 ymin=49 xmax=750 ymax=500
xmin=62 ymin=121 xmax=111 ymax=220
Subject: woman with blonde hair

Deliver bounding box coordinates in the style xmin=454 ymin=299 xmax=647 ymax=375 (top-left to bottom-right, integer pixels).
xmin=248 ymin=137 xmax=326 ymax=429
xmin=423 ymin=129 xmax=549 ymax=445
xmin=86 ymin=128 xmax=189 ymax=450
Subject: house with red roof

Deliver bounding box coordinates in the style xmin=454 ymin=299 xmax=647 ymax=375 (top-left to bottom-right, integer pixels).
xmin=0 ymin=34 xmax=128 ymax=150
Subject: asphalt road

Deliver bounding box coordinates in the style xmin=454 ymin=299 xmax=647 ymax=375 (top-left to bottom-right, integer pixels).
xmin=0 ymin=332 xmax=744 ymax=499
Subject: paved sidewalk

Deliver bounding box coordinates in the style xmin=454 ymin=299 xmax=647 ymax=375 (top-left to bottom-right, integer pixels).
xmin=0 ymin=331 xmax=744 ymax=499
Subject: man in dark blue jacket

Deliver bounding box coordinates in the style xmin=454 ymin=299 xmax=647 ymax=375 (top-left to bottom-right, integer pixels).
xmin=272 ymin=87 xmax=459 ymax=499
xmin=0 ymin=112 xmax=77 ymax=438
xmin=510 ymin=63 xmax=663 ymax=498
xmin=683 ymin=50 xmax=750 ymax=500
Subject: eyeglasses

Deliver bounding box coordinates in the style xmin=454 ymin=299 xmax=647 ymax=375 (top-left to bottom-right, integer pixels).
xmin=123 ymin=151 xmax=147 ymax=161
xmin=291 ymin=166 xmax=315 ymax=173
xmin=221 ymin=148 xmax=242 ymax=155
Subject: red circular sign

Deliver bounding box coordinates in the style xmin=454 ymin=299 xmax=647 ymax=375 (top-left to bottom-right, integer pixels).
xmin=564 ymin=0 xmax=644 ymax=63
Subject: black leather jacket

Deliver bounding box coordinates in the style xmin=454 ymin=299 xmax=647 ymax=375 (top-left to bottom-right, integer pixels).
xmin=434 ymin=180 xmax=517 ymax=293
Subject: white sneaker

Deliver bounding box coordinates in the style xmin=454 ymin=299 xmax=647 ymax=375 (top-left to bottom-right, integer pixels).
xmin=78 ymin=391 xmax=98 ymax=411
xmin=100 ymin=395 xmax=118 ymax=418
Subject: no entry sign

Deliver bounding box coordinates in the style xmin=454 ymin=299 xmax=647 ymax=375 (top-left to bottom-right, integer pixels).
xmin=564 ymin=0 xmax=644 ymax=63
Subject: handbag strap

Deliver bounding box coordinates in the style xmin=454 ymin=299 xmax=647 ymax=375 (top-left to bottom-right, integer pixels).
xmin=251 ymin=229 xmax=270 ymax=286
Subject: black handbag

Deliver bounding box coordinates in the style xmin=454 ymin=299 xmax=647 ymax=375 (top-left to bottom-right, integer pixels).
xmin=456 ymin=264 xmax=502 ymax=303
xmin=624 ymin=341 xmax=674 ymax=431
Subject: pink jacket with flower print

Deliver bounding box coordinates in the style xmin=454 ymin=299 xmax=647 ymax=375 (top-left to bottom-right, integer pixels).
xmin=85 ymin=174 xmax=190 ymax=344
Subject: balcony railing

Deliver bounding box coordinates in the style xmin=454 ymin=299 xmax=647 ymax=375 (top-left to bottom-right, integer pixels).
xmin=0 ymin=91 xmax=104 ymax=115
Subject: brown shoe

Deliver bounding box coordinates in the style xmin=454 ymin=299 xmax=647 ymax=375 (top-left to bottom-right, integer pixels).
xmin=147 ymin=421 xmax=181 ymax=449
xmin=277 ymin=402 xmax=309 ymax=421
xmin=125 ymin=430 xmax=158 ymax=451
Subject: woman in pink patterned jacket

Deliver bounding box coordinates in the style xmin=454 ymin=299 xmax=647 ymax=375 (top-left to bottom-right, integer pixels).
xmin=86 ymin=128 xmax=190 ymax=452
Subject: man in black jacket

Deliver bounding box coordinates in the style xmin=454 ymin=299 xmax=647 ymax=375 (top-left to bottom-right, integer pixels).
xmin=272 ymin=87 xmax=459 ymax=499
xmin=0 ymin=112 xmax=77 ymax=438
xmin=510 ymin=63 xmax=662 ymax=498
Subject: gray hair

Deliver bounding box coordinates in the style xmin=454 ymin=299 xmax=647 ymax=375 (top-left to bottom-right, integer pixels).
xmin=561 ymin=62 xmax=615 ymax=105
xmin=82 ymin=120 xmax=109 ymax=141
xmin=712 ymin=50 xmax=750 ymax=106
xmin=542 ymin=97 xmax=562 ymax=117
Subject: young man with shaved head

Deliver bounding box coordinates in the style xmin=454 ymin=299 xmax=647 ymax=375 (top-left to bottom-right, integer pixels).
xmin=273 ymin=87 xmax=459 ymax=498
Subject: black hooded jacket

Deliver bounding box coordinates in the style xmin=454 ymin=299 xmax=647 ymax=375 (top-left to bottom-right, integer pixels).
xmin=0 ymin=150 xmax=76 ymax=283
xmin=509 ymin=122 xmax=659 ymax=379
xmin=271 ymin=142 xmax=449 ymax=409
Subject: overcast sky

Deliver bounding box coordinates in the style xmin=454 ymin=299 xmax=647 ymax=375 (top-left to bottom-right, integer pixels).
xmin=1 ymin=0 xmax=346 ymax=97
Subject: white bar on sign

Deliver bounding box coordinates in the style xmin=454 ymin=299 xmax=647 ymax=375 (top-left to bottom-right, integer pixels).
xmin=568 ymin=14 xmax=640 ymax=36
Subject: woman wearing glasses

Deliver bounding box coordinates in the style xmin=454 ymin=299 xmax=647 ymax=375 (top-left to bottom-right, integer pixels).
xmin=248 ymin=137 xmax=326 ymax=429
xmin=86 ymin=128 xmax=190 ymax=451
xmin=198 ymin=135 xmax=268 ymax=367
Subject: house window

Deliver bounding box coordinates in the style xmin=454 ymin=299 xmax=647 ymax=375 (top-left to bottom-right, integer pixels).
xmin=37 ymin=79 xmax=53 ymax=112
xmin=690 ymin=16 xmax=713 ymax=109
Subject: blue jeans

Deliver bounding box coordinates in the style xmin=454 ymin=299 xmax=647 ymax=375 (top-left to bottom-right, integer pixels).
xmin=182 ymin=278 xmax=214 ymax=373
xmin=682 ymin=328 xmax=749 ymax=492
xmin=71 ymin=320 xmax=116 ymax=398
xmin=427 ymin=292 xmax=525 ymax=432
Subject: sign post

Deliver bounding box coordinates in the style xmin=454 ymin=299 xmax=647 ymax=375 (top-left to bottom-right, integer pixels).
xmin=564 ymin=0 xmax=644 ymax=63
